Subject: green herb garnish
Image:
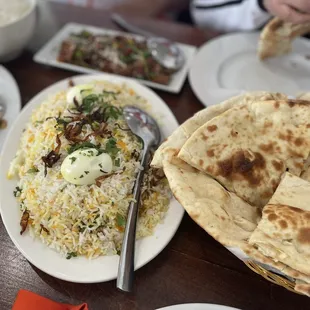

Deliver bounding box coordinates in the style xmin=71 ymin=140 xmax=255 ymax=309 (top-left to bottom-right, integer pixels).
xmin=102 ymin=90 xmax=118 ymax=100
xmin=70 ymin=157 xmax=77 ymax=164
xmin=104 ymin=106 xmax=122 ymax=120
xmin=114 ymin=158 xmax=120 ymax=167
xmin=27 ymin=167 xmax=39 ymax=174
xmin=67 ymin=142 xmax=102 ymax=154
xmin=66 ymin=252 xmax=78 ymax=259
xmin=116 ymin=213 xmax=126 ymax=228
xmin=105 ymin=138 xmax=119 ymax=159
xmin=80 ymin=94 xmax=99 ymax=113
xmin=13 ymin=186 xmax=22 ymax=197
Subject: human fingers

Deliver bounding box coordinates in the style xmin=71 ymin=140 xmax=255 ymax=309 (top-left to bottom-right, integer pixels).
xmin=276 ymin=3 xmax=310 ymax=23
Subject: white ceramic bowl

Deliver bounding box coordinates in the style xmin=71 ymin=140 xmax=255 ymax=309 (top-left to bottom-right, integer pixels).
xmin=0 ymin=0 xmax=36 ymax=62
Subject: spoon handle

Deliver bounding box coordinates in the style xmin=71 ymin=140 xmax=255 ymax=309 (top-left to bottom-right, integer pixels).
xmin=117 ymin=145 xmax=150 ymax=292
xmin=111 ymin=13 xmax=154 ymax=38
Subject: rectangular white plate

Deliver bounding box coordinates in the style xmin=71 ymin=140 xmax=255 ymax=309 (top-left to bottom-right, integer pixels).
xmin=33 ymin=22 xmax=197 ymax=94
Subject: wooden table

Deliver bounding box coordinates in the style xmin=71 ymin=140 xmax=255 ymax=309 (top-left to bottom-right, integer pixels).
xmin=1 ymin=2 xmax=309 ymax=310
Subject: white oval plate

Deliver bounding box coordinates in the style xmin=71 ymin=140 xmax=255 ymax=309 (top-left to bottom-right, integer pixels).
xmin=189 ymin=32 xmax=310 ymax=107
xmin=0 ymin=65 xmax=21 ymax=152
xmin=157 ymin=304 xmax=240 ymax=310
xmin=0 ymin=73 xmax=184 ymax=283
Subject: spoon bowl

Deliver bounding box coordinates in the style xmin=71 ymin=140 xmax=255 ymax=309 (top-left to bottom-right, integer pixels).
xmin=122 ymin=106 xmax=161 ymax=146
xmin=111 ymin=13 xmax=185 ymax=71
xmin=147 ymin=37 xmax=185 ymax=71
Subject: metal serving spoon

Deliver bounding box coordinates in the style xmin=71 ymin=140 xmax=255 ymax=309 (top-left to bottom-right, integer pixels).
xmin=117 ymin=106 xmax=161 ymax=292
xmin=111 ymin=13 xmax=185 ymax=71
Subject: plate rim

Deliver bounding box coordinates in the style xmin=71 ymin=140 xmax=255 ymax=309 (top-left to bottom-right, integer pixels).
xmin=188 ymin=31 xmax=310 ymax=107
xmin=0 ymin=73 xmax=184 ymax=283
xmin=0 ymin=65 xmax=22 ymax=151
xmin=33 ymin=22 xmax=197 ymax=94
xmin=156 ymin=303 xmax=241 ymax=310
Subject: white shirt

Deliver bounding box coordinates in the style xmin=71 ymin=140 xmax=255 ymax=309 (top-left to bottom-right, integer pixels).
xmin=191 ymin=0 xmax=271 ymax=32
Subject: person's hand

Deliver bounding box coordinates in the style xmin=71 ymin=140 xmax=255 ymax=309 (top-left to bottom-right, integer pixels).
xmin=263 ymin=0 xmax=310 ymax=23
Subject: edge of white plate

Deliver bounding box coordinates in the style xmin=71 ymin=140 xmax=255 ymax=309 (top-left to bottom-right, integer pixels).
xmin=156 ymin=303 xmax=241 ymax=310
xmin=0 ymin=65 xmax=22 ymax=150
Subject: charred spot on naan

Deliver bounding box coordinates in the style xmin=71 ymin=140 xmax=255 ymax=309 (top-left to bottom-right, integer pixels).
xmin=207 ymin=125 xmax=218 ymax=132
xmin=287 ymin=99 xmax=310 ymax=108
xmin=231 ymin=130 xmax=238 ymax=137
xmin=216 ymin=150 xmax=266 ymax=186
xmin=201 ymin=133 xmax=209 ymax=141
xmin=259 ymin=142 xmax=274 ymax=153
xmin=206 ymin=149 xmax=215 ymax=157
xmin=294 ymin=138 xmax=304 ymax=147
xmin=297 ymin=228 xmax=310 ymax=245
xmin=271 ymin=160 xmax=284 ymax=171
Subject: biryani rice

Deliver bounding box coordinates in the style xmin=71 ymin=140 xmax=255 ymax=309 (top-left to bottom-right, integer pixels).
xmin=8 ymin=80 xmax=171 ymax=259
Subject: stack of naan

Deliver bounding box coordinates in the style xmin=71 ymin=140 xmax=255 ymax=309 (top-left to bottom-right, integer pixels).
xmin=152 ymin=92 xmax=310 ymax=296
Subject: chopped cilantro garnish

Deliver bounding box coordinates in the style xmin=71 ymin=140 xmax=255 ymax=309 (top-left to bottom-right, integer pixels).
xmin=114 ymin=158 xmax=121 ymax=167
xmin=116 ymin=213 xmax=126 ymax=228
xmin=66 ymin=252 xmax=78 ymax=259
xmin=70 ymin=157 xmax=77 ymax=164
xmin=105 ymin=138 xmax=119 ymax=159
xmin=104 ymin=106 xmax=122 ymax=120
xmin=13 ymin=186 xmax=22 ymax=197
xmin=102 ymin=90 xmax=118 ymax=100
xmin=80 ymin=94 xmax=99 ymax=113
xmin=67 ymin=142 xmax=102 ymax=154
xmin=27 ymin=167 xmax=39 ymax=173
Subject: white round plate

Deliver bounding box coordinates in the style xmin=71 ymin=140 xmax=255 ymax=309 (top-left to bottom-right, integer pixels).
xmin=157 ymin=304 xmax=240 ymax=310
xmin=0 ymin=65 xmax=21 ymax=151
xmin=189 ymin=32 xmax=310 ymax=107
xmin=0 ymin=73 xmax=184 ymax=283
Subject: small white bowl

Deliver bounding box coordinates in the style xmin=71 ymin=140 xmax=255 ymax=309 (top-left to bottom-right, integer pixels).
xmin=0 ymin=0 xmax=36 ymax=62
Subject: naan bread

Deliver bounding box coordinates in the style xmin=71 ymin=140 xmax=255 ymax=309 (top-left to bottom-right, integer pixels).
xmin=244 ymin=244 xmax=310 ymax=296
xmin=245 ymin=245 xmax=310 ymax=284
xmin=152 ymin=92 xmax=288 ymax=168
xmin=249 ymin=173 xmax=310 ymax=276
xmin=295 ymin=280 xmax=310 ymax=297
xmin=178 ymin=99 xmax=310 ymax=207
xmin=163 ymin=158 xmax=260 ymax=248
xmin=259 ymin=17 xmax=310 ymax=60
xmin=297 ymin=92 xmax=310 ymax=101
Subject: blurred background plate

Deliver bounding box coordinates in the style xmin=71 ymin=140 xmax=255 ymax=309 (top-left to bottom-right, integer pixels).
xmin=33 ymin=23 xmax=197 ymax=94
xmin=157 ymin=303 xmax=241 ymax=310
xmin=189 ymin=32 xmax=310 ymax=107
xmin=0 ymin=65 xmax=21 ymax=152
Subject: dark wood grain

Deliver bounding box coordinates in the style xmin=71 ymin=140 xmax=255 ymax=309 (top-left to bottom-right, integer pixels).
xmin=1 ymin=2 xmax=310 ymax=310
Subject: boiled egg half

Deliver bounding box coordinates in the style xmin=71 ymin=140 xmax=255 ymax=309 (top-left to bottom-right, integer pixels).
xmin=61 ymin=148 xmax=113 ymax=185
